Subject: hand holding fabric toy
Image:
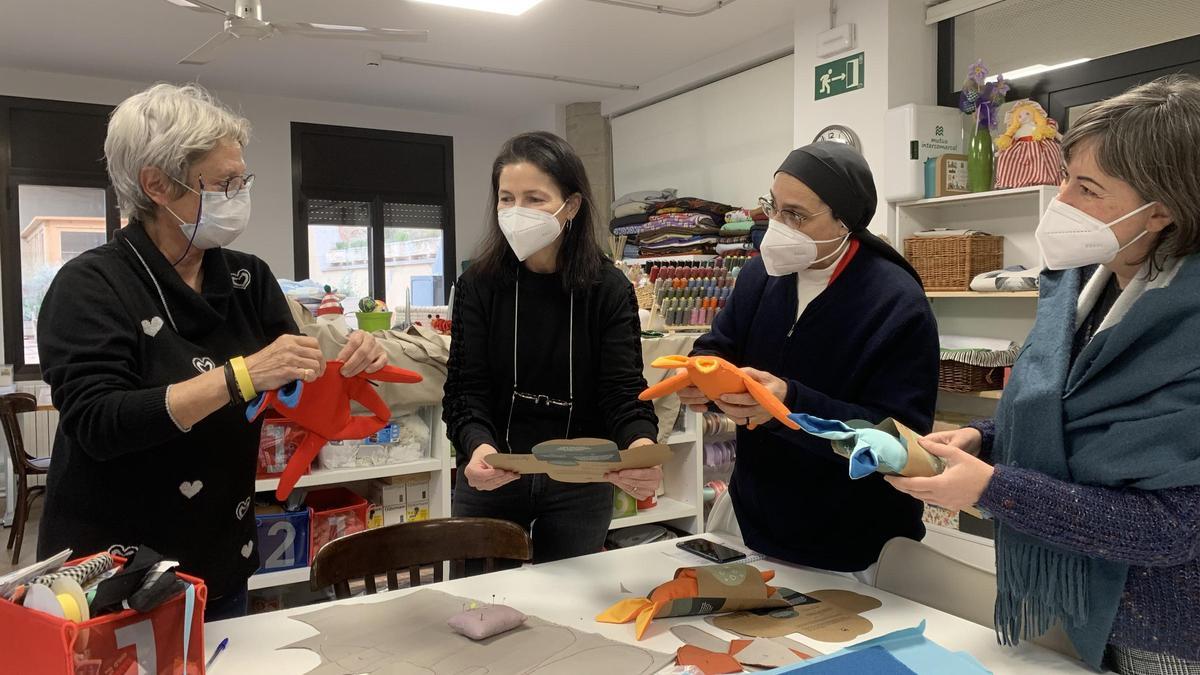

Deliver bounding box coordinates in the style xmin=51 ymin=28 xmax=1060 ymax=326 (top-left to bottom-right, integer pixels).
xmin=789 ymin=413 xmax=943 ymax=479
xmin=640 ymin=355 xmax=799 ymax=430
xmin=247 ymin=361 xmax=422 ymax=499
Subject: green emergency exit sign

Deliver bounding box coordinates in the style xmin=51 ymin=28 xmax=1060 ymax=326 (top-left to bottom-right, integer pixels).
xmin=815 ymin=52 xmax=865 ymax=100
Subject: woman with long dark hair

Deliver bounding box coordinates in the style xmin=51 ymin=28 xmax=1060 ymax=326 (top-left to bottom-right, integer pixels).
xmin=442 ymin=131 xmax=661 ymax=563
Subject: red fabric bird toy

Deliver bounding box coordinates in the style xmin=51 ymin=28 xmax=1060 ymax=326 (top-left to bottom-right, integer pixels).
xmin=246 ymin=361 xmax=423 ymax=500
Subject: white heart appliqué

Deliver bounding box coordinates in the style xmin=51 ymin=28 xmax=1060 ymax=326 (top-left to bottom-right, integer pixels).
xmin=179 ymin=480 xmax=204 ymax=499
xmin=235 ymin=497 xmax=251 ymax=520
xmin=241 ymin=540 xmax=254 ymax=558
xmin=141 ymin=316 xmax=164 ymax=337
xmin=231 ymin=269 xmax=251 ymax=290
xmin=107 ymin=544 xmax=138 ymax=558
xmin=192 ymin=357 xmax=216 ymax=373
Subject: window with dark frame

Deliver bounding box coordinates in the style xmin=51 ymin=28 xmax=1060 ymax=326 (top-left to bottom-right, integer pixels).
xmin=0 ymin=96 xmax=120 ymax=381
xmin=937 ymin=16 xmax=1200 ymax=132
xmin=290 ymin=122 xmax=456 ymax=320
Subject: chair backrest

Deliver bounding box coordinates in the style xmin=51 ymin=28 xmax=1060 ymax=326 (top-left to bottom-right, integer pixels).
xmin=310 ymin=517 xmax=533 ymax=599
xmin=875 ymin=536 xmax=1079 ymax=659
xmin=0 ymin=393 xmax=37 ymax=478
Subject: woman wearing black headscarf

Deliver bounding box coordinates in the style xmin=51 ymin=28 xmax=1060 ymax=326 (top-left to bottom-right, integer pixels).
xmin=681 ymin=142 xmax=939 ymax=579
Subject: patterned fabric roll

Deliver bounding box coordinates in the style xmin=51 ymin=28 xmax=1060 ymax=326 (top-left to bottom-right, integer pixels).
xmin=33 ymin=553 xmax=115 ymax=587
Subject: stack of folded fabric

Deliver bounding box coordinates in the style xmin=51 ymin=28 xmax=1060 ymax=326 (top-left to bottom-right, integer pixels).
xmin=610 ymin=189 xmax=678 ymax=259
xmin=611 ymin=196 xmax=737 ymax=259
xmin=717 ymin=206 xmax=766 ymax=255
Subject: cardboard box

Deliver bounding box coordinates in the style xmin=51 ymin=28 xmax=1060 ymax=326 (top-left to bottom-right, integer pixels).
xmin=368 ymin=478 xmax=407 ymax=507
xmin=404 ymin=474 xmax=430 ymax=503
xmin=367 ymin=504 xmax=385 ymax=529
xmin=383 ymin=505 xmax=407 ymax=527
xmin=405 ymin=502 xmax=430 ymax=522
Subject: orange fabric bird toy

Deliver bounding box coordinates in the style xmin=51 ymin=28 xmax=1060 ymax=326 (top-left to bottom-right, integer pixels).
xmin=597 ymin=564 xmax=791 ymax=640
xmin=246 ymin=361 xmax=422 ymax=500
xmin=639 ymin=355 xmax=800 ymax=430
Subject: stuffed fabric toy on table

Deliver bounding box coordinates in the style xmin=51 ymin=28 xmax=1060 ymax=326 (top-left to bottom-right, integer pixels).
xmin=597 ymin=564 xmax=795 ymax=640
xmin=247 ymin=361 xmax=422 ymax=499
xmin=639 ymin=355 xmax=800 ymax=430
xmin=788 ymin=414 xmax=944 ymax=479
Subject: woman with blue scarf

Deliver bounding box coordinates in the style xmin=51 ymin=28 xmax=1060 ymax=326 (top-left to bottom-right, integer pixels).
xmin=887 ymin=75 xmax=1200 ymax=674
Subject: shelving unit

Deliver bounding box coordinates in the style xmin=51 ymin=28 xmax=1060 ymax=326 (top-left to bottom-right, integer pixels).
xmin=250 ymin=407 xmax=454 ymax=591
xmin=892 ymin=186 xmax=1056 ymax=545
xmin=924 ymin=291 xmax=1037 ymax=299
xmin=610 ymin=409 xmax=705 ymax=535
xmin=622 ymin=254 xmax=717 ymax=265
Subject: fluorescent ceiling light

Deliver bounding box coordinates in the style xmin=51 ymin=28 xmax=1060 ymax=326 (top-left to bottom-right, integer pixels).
xmin=410 ymin=0 xmax=544 ymax=15
xmin=165 ymin=0 xmax=201 ymax=6
xmin=987 ymin=58 xmax=1091 ymax=82
xmin=309 ymin=23 xmax=367 ymax=31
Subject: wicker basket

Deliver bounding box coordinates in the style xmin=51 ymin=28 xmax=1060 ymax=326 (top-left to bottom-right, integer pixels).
xmin=938 ymin=360 xmax=1005 ymax=392
xmin=635 ymin=284 xmax=656 ymax=311
xmin=904 ymin=234 xmax=1004 ymax=291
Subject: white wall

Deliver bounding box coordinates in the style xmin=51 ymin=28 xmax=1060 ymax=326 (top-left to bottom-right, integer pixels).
xmin=793 ymin=0 xmax=936 ymax=236
xmin=610 ymin=55 xmax=795 ymax=209
xmin=0 ymin=66 xmax=525 ymax=279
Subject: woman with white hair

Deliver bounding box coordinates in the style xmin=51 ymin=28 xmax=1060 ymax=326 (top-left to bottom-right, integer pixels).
xmin=35 ymin=83 xmax=385 ymax=620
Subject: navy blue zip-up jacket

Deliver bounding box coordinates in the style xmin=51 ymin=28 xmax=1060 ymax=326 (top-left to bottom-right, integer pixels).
xmin=693 ymin=245 xmax=939 ymax=571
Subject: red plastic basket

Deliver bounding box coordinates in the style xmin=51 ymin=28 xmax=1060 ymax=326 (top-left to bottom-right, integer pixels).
xmin=0 ymin=555 xmax=207 ymax=675
xmin=305 ymin=487 xmax=369 ymax=560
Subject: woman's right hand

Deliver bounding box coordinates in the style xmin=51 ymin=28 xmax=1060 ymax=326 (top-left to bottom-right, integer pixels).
xmin=244 ymin=334 xmax=326 ymax=392
xmin=920 ymin=427 xmax=983 ymax=457
xmin=674 ymin=368 xmax=710 ymax=412
xmin=464 ymin=445 xmax=521 ymax=491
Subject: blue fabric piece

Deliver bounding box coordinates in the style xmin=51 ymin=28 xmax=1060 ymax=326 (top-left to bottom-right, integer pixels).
xmin=776 ymin=647 xmax=914 ymax=674
xmin=993 ymin=257 xmax=1200 ymax=668
xmin=183 ymin=583 xmax=195 ymax=675
xmin=762 ymin=621 xmax=990 ymax=674
xmin=790 ymin=413 xmax=911 ymax=479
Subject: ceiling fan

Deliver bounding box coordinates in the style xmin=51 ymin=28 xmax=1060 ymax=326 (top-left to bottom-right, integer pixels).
xmin=164 ymin=0 xmax=429 ymax=65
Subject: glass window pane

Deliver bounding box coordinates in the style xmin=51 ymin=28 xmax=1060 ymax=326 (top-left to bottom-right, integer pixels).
xmin=954 ymin=0 xmax=1200 ymax=83
xmin=382 ymin=202 xmax=446 ymax=309
xmin=306 ymin=199 xmax=372 ymax=324
xmin=17 ymin=185 xmax=107 ymax=366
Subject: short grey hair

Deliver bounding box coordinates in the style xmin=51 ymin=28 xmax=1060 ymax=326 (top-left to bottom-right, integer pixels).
xmin=1062 ymin=74 xmax=1200 ymax=265
xmin=105 ymin=83 xmax=250 ymax=223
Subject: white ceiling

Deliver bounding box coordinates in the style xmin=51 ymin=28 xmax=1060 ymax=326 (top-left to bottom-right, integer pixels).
xmin=0 ymin=0 xmax=797 ymax=119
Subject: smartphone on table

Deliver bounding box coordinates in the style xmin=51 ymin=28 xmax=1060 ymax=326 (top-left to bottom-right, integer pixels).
xmin=676 ymin=537 xmax=747 ymax=564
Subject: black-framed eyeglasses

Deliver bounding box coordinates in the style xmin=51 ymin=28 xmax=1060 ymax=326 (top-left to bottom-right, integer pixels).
xmin=199 ymin=173 xmax=255 ymax=199
xmin=758 ymin=195 xmax=829 ymax=229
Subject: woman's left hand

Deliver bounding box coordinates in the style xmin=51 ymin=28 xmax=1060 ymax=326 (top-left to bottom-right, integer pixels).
xmin=605 ymin=437 xmax=663 ymax=500
xmin=884 ymin=437 xmax=995 ymax=511
xmin=716 ymin=367 xmax=787 ymax=427
xmin=336 ymin=330 xmax=388 ymax=377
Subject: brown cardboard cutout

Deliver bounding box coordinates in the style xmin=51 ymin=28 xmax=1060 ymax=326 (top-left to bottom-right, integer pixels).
xmin=486 ymin=439 xmax=672 ymax=483
xmin=710 ymin=588 xmax=882 ymax=642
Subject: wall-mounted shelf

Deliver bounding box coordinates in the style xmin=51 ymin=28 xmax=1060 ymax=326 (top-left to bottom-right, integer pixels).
xmin=925 ymin=290 xmax=1038 ymax=298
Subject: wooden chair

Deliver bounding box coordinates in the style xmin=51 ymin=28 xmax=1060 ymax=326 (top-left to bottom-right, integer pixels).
xmin=0 ymin=393 xmax=50 ymax=565
xmin=310 ymin=517 xmax=533 ymax=599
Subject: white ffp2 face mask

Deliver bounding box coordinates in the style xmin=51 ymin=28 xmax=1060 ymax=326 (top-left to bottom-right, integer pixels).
xmin=497 ymin=201 xmax=569 ymax=261
xmin=166 ymin=179 xmax=251 ymax=250
xmin=759 ymin=219 xmax=849 ymax=276
xmin=1035 ymin=197 xmax=1154 ymax=270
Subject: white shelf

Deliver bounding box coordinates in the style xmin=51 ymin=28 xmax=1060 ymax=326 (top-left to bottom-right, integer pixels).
xmin=248 ymin=565 xmax=310 ymax=591
xmin=609 ymin=497 xmax=699 ymax=531
xmin=942 ymin=389 xmax=1004 ymax=400
xmin=666 ymin=430 xmax=701 ymax=445
xmin=926 ymin=290 xmax=1038 ymax=298
xmin=622 ymin=255 xmax=718 ymax=265
xmin=896 ymin=185 xmax=1056 ymax=209
xmin=254 ymin=458 xmax=443 ymax=493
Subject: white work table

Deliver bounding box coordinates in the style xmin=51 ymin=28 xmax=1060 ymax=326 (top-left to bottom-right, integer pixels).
xmin=206 ymin=535 xmax=1089 ymax=674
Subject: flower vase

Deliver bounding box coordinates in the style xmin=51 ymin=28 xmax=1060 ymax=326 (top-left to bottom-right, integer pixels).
xmin=967 ymin=110 xmax=994 ymax=192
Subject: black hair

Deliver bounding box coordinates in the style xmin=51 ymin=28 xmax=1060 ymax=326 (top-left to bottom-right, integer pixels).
xmin=471 ymin=131 xmax=606 ymax=291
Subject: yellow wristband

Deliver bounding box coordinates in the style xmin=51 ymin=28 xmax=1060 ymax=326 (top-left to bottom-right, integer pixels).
xmin=229 ymin=356 xmax=256 ymax=401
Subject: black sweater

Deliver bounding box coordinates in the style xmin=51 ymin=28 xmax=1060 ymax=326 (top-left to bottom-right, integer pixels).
xmin=36 ymin=221 xmax=296 ymax=597
xmin=693 ymin=247 xmax=939 ymax=571
xmin=443 ymin=263 xmax=658 ymax=467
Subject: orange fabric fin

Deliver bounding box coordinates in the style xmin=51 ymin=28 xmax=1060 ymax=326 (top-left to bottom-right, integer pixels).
xmin=634 ymin=601 xmax=665 ymax=640
xmin=742 ymin=374 xmax=800 ymax=429
xmin=596 ymin=598 xmax=654 ymax=624
xmin=649 ymin=355 xmax=691 ymax=369
xmin=640 ymin=371 xmax=693 ymax=401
